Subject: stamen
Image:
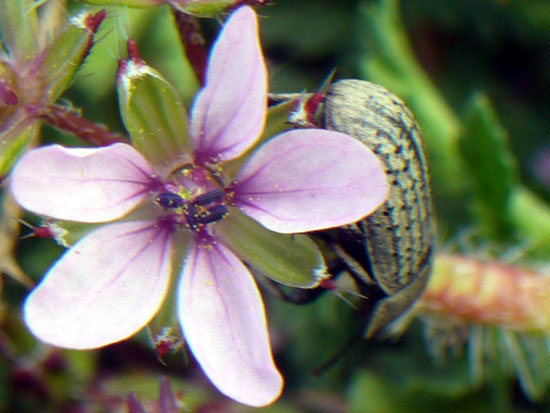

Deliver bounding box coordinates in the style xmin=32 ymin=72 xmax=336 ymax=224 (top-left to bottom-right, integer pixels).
xmin=157 ymin=188 xmax=228 ymax=230
xmin=156 ymin=192 xmax=185 ymax=208
xmin=183 ymin=203 xmax=198 ymax=228
xmin=192 ymin=189 xmax=224 ymax=206
xmin=196 ymin=205 xmax=229 ymax=224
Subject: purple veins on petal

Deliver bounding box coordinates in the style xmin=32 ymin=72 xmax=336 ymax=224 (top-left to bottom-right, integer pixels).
xmin=24 ymin=220 xmax=173 ymax=349
xmin=232 ymin=129 xmax=390 ymax=233
xmin=190 ymin=6 xmax=267 ymax=164
xmin=178 ymin=240 xmax=283 ymax=407
xmin=10 ymin=143 xmax=157 ymax=223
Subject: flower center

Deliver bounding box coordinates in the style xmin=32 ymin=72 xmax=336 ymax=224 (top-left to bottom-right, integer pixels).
xmin=155 ymin=164 xmax=229 ymax=233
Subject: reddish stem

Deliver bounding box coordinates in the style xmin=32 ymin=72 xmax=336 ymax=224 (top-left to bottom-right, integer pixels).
xmin=126 ymin=39 xmax=144 ymax=64
xmin=173 ymin=11 xmax=207 ymax=86
xmin=81 ymin=9 xmax=107 ymax=58
xmin=41 ymin=104 xmax=127 ymax=147
xmin=0 ymin=79 xmax=19 ymax=107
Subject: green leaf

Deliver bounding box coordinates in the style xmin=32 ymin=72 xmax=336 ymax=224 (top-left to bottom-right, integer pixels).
xmin=0 ymin=0 xmax=38 ymax=61
xmin=40 ymin=10 xmax=106 ymax=103
xmin=509 ymin=187 xmax=550 ymax=256
xmin=458 ymin=92 xmax=518 ymax=238
xmin=349 ymin=371 xmax=412 ymax=413
xmin=217 ymin=210 xmax=327 ymax=288
xmin=349 ymin=369 xmax=505 ymax=413
xmin=118 ymin=60 xmax=191 ymax=169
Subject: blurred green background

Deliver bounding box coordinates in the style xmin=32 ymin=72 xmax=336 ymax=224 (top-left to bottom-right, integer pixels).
xmin=3 ymin=0 xmax=550 ymax=411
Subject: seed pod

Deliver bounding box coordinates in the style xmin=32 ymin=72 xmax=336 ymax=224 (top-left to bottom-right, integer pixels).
xmin=321 ymin=79 xmax=435 ymax=336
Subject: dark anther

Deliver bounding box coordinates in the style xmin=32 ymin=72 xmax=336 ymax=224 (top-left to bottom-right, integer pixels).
xmin=196 ymin=205 xmax=229 ymax=224
xmin=156 ymin=192 xmax=185 ymax=208
xmin=192 ymin=189 xmax=224 ymax=206
xmin=184 ymin=204 xmax=198 ymax=228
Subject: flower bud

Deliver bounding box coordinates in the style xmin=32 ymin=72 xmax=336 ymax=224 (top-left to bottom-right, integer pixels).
xmin=117 ymin=40 xmax=190 ymax=169
xmin=37 ymin=10 xmax=106 ymax=102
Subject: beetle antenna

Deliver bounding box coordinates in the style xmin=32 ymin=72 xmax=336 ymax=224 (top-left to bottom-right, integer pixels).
xmin=318 ymin=278 xmax=367 ymax=310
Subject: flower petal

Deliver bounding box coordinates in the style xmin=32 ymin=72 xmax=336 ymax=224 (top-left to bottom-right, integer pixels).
xmin=232 ymin=129 xmax=389 ymax=233
xmin=190 ymin=6 xmax=267 ymax=164
xmin=178 ymin=240 xmax=282 ymax=407
xmin=10 ymin=143 xmax=156 ymax=222
xmin=24 ymin=220 xmax=173 ymax=349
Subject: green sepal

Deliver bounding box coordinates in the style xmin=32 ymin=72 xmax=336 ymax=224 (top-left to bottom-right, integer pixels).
xmin=171 ymin=1 xmax=242 ymax=17
xmin=216 ymin=209 xmax=328 ymax=288
xmin=223 ymin=98 xmax=296 ymax=176
xmin=39 ymin=10 xmax=106 ymax=103
xmin=44 ymin=200 xmax=163 ymax=247
xmin=117 ymin=60 xmax=190 ymax=169
xmin=42 ymin=220 xmax=102 ymax=248
xmin=80 ymin=0 xmax=164 ymax=7
xmin=147 ymin=231 xmax=190 ymax=356
xmin=0 ymin=117 xmax=35 ymax=179
xmin=0 ymin=0 xmax=38 ymax=61
xmin=261 ymin=98 xmax=297 ymax=143
xmin=0 ymin=62 xmax=20 ymax=121
xmin=80 ymin=0 xmax=238 ymax=16
xmin=458 ymin=92 xmax=518 ymax=238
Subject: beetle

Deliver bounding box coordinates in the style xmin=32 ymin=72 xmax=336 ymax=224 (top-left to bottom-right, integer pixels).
xmin=269 ymin=79 xmax=435 ymax=337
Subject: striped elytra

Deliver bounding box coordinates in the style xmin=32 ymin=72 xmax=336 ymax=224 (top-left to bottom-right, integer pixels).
xmin=320 ymin=79 xmax=435 ymax=336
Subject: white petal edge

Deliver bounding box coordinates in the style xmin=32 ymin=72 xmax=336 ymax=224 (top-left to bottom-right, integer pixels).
xmin=10 ymin=143 xmax=155 ymax=223
xmin=24 ymin=220 xmax=173 ymax=349
xmin=178 ymin=240 xmax=283 ymax=407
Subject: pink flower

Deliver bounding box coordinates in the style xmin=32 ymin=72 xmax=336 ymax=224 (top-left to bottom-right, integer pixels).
xmin=10 ymin=6 xmax=388 ymax=407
